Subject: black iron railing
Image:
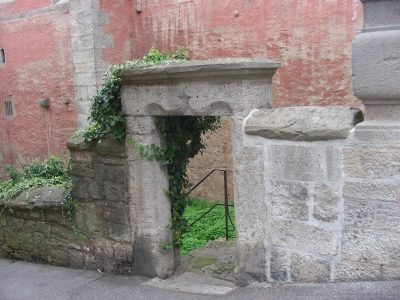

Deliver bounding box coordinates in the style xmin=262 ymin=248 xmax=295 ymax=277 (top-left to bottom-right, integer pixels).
xmin=186 ymin=168 xmax=235 ymax=241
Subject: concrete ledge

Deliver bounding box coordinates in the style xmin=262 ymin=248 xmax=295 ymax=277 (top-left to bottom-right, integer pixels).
xmin=67 ymin=132 xmax=94 ymax=151
xmin=245 ymin=106 xmax=364 ymax=141
xmin=9 ymin=187 xmax=64 ymax=210
xmin=119 ymin=58 xmax=281 ymax=84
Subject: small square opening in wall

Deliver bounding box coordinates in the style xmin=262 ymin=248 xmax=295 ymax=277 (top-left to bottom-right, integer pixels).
xmin=3 ymin=97 xmax=16 ymax=119
xmin=0 ymin=48 xmax=5 ymax=65
xmin=5 ymin=101 xmax=13 ymax=116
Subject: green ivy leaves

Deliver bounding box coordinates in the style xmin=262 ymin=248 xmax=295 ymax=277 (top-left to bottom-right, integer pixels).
xmin=78 ymin=46 xmax=221 ymax=249
xmin=0 ymin=156 xmax=85 ymax=239
xmin=81 ymin=46 xmax=190 ymax=144
xmin=129 ymin=116 xmax=221 ymax=248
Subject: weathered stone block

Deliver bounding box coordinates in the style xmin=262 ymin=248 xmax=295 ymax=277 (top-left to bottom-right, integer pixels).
xmin=343 ymin=147 xmax=400 ymax=179
xmin=125 ymin=116 xmax=157 ymax=135
xmin=290 ymin=253 xmax=330 ymax=283
xmin=120 ymin=58 xmax=279 ymax=117
xmin=343 ymin=181 xmax=398 ymax=202
xmin=344 ymin=200 xmax=374 ymax=228
xmin=104 ymin=182 xmax=126 ymax=202
xmin=335 ymin=262 xmax=382 ymax=282
xmin=50 ymin=224 xmax=81 ymax=242
xmin=84 ymin=251 xmax=101 ymax=270
xmin=353 ymin=30 xmax=400 ymax=101
xmin=245 ymin=106 xmax=363 ymax=141
xmin=103 ymin=240 xmax=116 ymax=273
xmin=271 ymin=181 xmax=308 ymax=221
xmin=270 ymin=249 xmax=287 ymax=282
xmin=70 ymin=149 xmax=92 ymax=162
xmin=96 ymin=164 xmax=125 ymax=184
xmin=71 ymin=161 xmax=95 ymax=178
xmin=326 ymin=146 xmax=342 ymax=182
xmin=383 ymin=268 xmax=400 ymax=281
xmin=74 ymin=100 xmax=91 ymax=115
xmin=75 ymin=203 xmax=101 ymax=235
xmin=49 ymin=249 xmax=69 ymax=266
xmin=71 ymin=176 xmax=87 ymax=200
xmin=234 ymin=240 xmax=267 ymax=286
xmin=342 ymin=229 xmax=400 ymax=266
xmin=10 ymin=188 xmax=64 ymax=210
xmin=102 ymin=204 xmax=131 ymax=242
xmin=376 ymin=203 xmax=400 ymax=232
xmin=313 ymin=184 xmax=340 ymax=222
xmin=88 ymin=180 xmax=104 ymax=199
xmin=68 ymin=248 xmax=84 ymax=268
xmin=232 ymin=145 xmax=268 ymax=285
xmin=268 ymin=145 xmax=324 ymax=181
xmin=114 ymin=242 xmax=133 ymax=275
xmin=67 ymin=132 xmax=93 ymax=151
xmin=93 ymin=136 xmax=125 ymax=158
xmin=91 ymin=153 xmax=125 ymax=166
xmin=271 ymin=220 xmax=337 ymax=256
xmin=354 ymin=128 xmax=400 ymax=146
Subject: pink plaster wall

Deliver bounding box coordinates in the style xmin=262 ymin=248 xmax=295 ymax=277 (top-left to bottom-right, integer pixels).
xmin=0 ymin=5 xmax=76 ymax=169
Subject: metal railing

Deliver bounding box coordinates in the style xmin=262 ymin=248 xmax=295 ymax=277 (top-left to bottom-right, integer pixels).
xmin=186 ymin=168 xmax=235 ymax=241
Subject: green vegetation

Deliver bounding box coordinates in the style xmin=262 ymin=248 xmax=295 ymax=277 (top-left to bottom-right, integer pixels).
xmin=0 ymin=156 xmax=84 ymax=239
xmin=128 ymin=116 xmax=221 ymax=249
xmin=82 ymin=46 xmax=191 ymax=143
xmin=81 ymin=45 xmax=222 ymax=249
xmin=180 ymin=198 xmax=235 ymax=256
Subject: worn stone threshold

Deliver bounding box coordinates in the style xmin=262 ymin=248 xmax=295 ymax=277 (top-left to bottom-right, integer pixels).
xmin=143 ymin=239 xmax=237 ymax=295
xmin=143 ymin=271 xmax=236 ymax=295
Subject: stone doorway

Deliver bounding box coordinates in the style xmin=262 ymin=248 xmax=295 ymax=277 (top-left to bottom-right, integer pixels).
xmin=119 ymin=58 xmax=280 ymax=286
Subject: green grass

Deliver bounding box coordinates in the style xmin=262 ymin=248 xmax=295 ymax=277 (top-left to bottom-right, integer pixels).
xmin=180 ymin=198 xmax=235 ymax=256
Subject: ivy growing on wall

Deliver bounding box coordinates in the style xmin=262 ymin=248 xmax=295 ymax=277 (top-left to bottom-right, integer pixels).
xmin=82 ymin=46 xmax=221 ymax=249
xmin=82 ymin=46 xmax=191 ymax=143
xmin=0 ymin=156 xmax=85 ymax=239
xmin=128 ymin=116 xmax=220 ymax=248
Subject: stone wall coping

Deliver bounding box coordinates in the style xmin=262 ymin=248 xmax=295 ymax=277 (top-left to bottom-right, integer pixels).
xmin=67 ymin=133 xmax=125 ymax=157
xmin=245 ymin=106 xmax=364 ymax=141
xmin=119 ymin=58 xmax=281 ymax=84
xmin=7 ymin=187 xmax=65 ymax=210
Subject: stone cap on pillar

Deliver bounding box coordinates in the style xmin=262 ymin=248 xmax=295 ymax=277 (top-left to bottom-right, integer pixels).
xmin=118 ymin=58 xmax=281 ymax=84
xmin=352 ymin=0 xmax=400 ymax=105
xmin=119 ymin=58 xmax=281 ymax=117
xmin=361 ymin=0 xmax=400 ymax=33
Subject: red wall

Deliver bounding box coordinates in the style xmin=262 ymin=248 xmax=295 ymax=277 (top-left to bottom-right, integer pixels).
xmin=0 ymin=0 xmax=50 ymax=18
xmin=101 ymin=0 xmax=364 ymax=109
xmin=0 ymin=0 xmax=364 ymax=178
xmin=0 ymin=4 xmax=76 ymax=168
xmin=98 ymin=0 xmax=364 ymax=201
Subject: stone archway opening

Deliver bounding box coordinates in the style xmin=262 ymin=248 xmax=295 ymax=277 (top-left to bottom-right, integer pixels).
xmin=119 ymin=58 xmax=280 ymax=286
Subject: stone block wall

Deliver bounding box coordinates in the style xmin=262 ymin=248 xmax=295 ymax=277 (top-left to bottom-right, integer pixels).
xmin=67 ymin=134 xmax=132 ymax=274
xmin=0 ymin=135 xmax=133 ymax=275
xmin=0 ymin=188 xmax=77 ymax=265
xmin=243 ymin=106 xmax=400 ymax=283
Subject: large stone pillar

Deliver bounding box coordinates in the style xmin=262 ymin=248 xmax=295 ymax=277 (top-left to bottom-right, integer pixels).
xmin=340 ymin=0 xmax=400 ymax=282
xmin=69 ymin=0 xmax=113 ymax=128
xmin=125 ymin=116 xmax=175 ymax=278
xmin=352 ymin=0 xmax=400 ymax=120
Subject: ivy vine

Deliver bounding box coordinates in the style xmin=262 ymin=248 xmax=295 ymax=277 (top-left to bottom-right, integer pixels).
xmin=82 ymin=46 xmax=191 ymax=143
xmin=128 ymin=116 xmax=220 ymax=248
xmin=0 ymin=156 xmax=85 ymax=240
xmin=81 ymin=46 xmax=221 ymax=249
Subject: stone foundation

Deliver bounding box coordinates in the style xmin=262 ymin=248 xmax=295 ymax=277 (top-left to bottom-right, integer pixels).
xmin=241 ymin=104 xmax=400 ymax=283
xmin=0 ymin=135 xmax=133 ymax=274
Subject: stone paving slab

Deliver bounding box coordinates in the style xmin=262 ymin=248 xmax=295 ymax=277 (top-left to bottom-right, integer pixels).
xmin=180 ymin=239 xmax=236 ymax=283
xmin=144 ymin=271 xmax=236 ymax=295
